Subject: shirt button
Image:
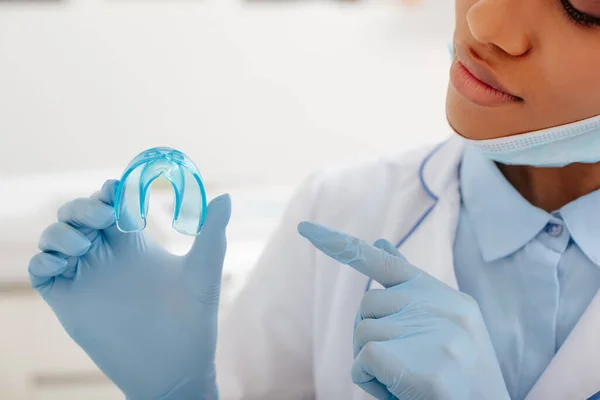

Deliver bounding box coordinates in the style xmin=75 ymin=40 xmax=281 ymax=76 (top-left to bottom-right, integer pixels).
xmin=546 ymin=223 xmax=563 ymax=236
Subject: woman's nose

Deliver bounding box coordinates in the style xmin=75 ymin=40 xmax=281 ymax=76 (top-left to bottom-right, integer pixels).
xmin=466 ymin=0 xmax=533 ymax=56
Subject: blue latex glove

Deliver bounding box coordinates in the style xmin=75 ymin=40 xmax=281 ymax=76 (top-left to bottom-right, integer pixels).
xmin=28 ymin=180 xmax=231 ymax=400
xmin=298 ymin=222 xmax=511 ymax=400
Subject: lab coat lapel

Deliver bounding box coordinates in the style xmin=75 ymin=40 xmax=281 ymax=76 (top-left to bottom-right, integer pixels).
xmin=401 ymin=184 xmax=461 ymax=289
xmin=402 ymin=138 xmax=462 ymax=289
xmin=373 ymin=137 xmax=464 ymax=291
xmin=526 ymin=289 xmax=600 ymax=400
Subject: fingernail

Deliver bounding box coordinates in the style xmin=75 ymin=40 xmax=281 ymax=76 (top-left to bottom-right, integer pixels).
xmin=65 ymin=230 xmax=92 ymax=255
xmin=210 ymin=193 xmax=231 ymax=205
xmin=206 ymin=194 xmax=232 ymax=226
xmin=90 ymin=203 xmax=116 ymax=228
xmin=297 ymin=221 xmax=331 ymax=241
xmin=217 ymin=193 xmax=231 ymax=202
xmin=29 ymin=254 xmax=68 ymax=277
xmin=297 ymin=222 xmax=347 ymax=256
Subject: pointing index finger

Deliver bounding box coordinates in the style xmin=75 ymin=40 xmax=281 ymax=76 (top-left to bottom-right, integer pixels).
xmin=297 ymin=222 xmax=420 ymax=288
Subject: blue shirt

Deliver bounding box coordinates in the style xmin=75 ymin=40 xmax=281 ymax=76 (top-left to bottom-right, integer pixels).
xmin=454 ymin=144 xmax=600 ymax=400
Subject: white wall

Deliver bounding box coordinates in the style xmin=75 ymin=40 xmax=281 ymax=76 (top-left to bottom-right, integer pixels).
xmin=0 ymin=0 xmax=454 ymax=186
xmin=0 ymin=1 xmax=456 ymax=397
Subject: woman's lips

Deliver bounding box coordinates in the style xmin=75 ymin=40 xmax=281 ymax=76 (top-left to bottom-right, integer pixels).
xmin=450 ymin=44 xmax=522 ymax=107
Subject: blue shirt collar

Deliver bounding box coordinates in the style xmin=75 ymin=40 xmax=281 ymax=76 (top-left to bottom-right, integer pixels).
xmin=561 ymin=189 xmax=600 ymax=265
xmin=460 ymin=143 xmax=600 ymax=265
xmin=460 ymin=144 xmax=550 ymax=262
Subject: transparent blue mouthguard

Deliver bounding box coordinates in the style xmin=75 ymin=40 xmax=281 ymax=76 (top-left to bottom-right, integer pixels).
xmin=114 ymin=147 xmax=208 ymax=236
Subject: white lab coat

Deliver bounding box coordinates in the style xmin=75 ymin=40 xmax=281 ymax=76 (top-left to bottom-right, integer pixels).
xmin=216 ymin=137 xmax=600 ymax=400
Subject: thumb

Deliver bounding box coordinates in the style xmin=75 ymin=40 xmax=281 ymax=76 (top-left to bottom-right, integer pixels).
xmin=184 ymin=194 xmax=232 ymax=300
xmin=373 ymin=239 xmax=403 ymax=258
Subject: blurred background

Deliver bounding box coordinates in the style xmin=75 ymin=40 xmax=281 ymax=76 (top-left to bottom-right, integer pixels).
xmin=0 ymin=0 xmax=454 ymax=398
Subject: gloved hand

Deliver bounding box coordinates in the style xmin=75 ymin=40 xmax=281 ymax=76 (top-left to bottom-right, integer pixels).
xmin=28 ymin=180 xmax=231 ymax=400
xmin=298 ymin=222 xmax=510 ymax=400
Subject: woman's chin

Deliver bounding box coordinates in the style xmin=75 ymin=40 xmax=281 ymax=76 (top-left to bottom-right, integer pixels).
xmin=445 ymin=84 xmax=525 ymax=141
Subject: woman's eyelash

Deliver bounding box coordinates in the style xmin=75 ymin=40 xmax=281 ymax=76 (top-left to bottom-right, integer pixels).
xmin=561 ymin=0 xmax=600 ymax=27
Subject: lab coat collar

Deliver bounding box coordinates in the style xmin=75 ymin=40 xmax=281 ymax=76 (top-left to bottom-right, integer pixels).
xmin=420 ymin=136 xmax=466 ymax=201
xmin=408 ymin=136 xmax=463 ymax=289
xmin=560 ymin=188 xmax=600 ymax=267
xmin=375 ymin=136 xmax=464 ymax=290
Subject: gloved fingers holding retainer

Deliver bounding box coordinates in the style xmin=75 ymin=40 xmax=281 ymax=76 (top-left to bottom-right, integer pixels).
xmin=28 ymin=147 xmax=231 ymax=400
xmin=29 ymin=186 xmax=117 ymax=295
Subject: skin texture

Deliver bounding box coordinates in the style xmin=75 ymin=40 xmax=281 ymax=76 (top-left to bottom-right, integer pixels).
xmin=446 ymin=0 xmax=600 ymax=211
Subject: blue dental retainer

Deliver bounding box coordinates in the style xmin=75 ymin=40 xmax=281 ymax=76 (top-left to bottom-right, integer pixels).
xmin=114 ymin=147 xmax=208 ymax=236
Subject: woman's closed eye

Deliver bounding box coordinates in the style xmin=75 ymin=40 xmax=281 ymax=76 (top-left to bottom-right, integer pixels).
xmin=561 ymin=0 xmax=600 ymax=27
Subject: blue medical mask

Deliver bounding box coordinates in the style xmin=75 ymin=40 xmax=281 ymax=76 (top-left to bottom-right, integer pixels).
xmin=463 ymin=115 xmax=600 ymax=168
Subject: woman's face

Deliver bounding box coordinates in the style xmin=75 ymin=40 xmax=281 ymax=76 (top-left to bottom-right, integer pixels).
xmin=447 ymin=0 xmax=600 ymax=140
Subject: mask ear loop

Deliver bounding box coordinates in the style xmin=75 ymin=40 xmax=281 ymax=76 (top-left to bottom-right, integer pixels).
xmin=448 ymin=41 xmax=454 ymax=60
